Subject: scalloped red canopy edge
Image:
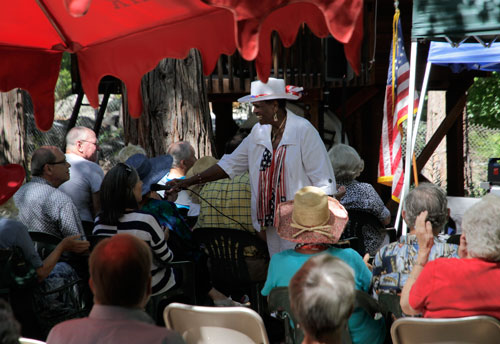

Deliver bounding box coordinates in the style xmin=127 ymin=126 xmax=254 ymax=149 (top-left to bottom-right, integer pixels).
xmin=0 ymin=0 xmax=363 ymax=131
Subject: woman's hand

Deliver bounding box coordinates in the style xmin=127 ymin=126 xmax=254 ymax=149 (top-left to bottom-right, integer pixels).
xmin=415 ymin=211 xmax=434 ymax=265
xmin=334 ymin=185 xmax=346 ymax=200
xmin=162 ymin=225 xmax=170 ymax=241
xmin=165 ymin=178 xmax=192 ymax=194
xmin=61 ymin=235 xmax=90 ymax=253
xmin=363 ymin=253 xmax=373 ymax=271
xmin=149 ymin=191 xmax=162 ymax=200
xmin=458 ymin=233 xmax=468 ymax=258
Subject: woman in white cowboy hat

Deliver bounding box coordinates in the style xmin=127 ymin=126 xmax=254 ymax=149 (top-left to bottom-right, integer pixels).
xmin=166 ymin=78 xmax=337 ymax=257
xmin=261 ymin=186 xmax=386 ymax=344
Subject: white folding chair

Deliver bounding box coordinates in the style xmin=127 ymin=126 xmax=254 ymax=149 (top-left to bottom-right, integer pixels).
xmin=391 ymin=315 xmax=500 ymax=344
xmin=19 ymin=338 xmax=46 ymax=344
xmin=164 ymin=302 xmax=270 ymax=344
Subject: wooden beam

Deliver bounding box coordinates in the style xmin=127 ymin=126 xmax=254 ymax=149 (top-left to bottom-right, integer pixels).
xmin=416 ymin=92 xmax=467 ymax=173
xmin=334 ymin=86 xmax=379 ymax=118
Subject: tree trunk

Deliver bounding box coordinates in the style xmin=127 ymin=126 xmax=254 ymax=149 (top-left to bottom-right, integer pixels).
xmin=0 ymin=89 xmax=26 ymax=169
xmin=123 ymin=49 xmax=215 ymax=158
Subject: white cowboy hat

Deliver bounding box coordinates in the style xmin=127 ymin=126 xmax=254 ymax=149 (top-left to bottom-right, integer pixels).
xmin=237 ymin=78 xmax=303 ymax=103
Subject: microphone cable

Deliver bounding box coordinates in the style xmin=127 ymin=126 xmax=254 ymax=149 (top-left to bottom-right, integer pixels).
xmin=178 ymin=187 xmax=250 ymax=232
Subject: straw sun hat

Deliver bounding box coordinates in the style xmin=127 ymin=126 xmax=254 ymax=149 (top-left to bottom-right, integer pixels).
xmin=237 ymin=78 xmax=303 ymax=103
xmin=185 ymin=156 xmax=219 ymax=204
xmin=276 ymin=186 xmax=348 ymax=244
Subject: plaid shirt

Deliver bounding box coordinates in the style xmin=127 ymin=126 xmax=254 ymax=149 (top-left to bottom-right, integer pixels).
xmin=372 ymin=234 xmax=459 ymax=296
xmin=14 ymin=177 xmax=84 ymax=238
xmin=195 ymin=173 xmax=254 ymax=232
xmin=194 ymin=173 xmax=257 ymax=256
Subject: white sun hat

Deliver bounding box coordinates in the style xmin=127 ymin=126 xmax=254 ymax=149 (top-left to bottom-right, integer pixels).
xmin=237 ymin=77 xmax=303 ymax=103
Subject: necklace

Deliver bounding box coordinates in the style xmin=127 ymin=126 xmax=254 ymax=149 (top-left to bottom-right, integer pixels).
xmin=271 ymin=116 xmax=287 ymax=142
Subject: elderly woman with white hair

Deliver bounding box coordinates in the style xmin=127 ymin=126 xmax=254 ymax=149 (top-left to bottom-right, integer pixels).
xmin=329 ymin=144 xmax=390 ymax=255
xmin=289 ymin=254 xmax=356 ymax=344
xmin=400 ymin=194 xmax=500 ymax=318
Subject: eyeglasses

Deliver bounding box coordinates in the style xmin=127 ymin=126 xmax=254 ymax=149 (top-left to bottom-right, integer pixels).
xmin=46 ymin=159 xmax=68 ymax=165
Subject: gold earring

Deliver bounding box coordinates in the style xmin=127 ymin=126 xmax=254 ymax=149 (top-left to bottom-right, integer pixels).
xmin=273 ymin=112 xmax=278 ymax=121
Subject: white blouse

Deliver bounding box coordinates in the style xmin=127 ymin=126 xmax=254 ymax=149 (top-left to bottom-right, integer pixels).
xmin=218 ymin=110 xmax=336 ymax=231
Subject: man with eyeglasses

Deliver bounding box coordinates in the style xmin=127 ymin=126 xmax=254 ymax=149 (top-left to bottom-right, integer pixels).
xmin=60 ymin=126 xmax=104 ymax=236
xmin=14 ymin=146 xmax=86 ymax=239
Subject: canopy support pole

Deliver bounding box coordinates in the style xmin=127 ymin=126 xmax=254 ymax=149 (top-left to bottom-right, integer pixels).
xmin=396 ymin=41 xmax=418 ymax=235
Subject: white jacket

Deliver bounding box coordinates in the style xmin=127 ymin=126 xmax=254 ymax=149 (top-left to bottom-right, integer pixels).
xmin=218 ymin=110 xmax=336 ymax=231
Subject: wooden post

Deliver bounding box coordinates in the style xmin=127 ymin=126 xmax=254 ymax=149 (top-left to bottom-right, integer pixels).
xmin=446 ymin=91 xmax=465 ymax=196
xmin=0 ymin=89 xmax=26 ymax=168
xmin=212 ymin=101 xmax=238 ymax=158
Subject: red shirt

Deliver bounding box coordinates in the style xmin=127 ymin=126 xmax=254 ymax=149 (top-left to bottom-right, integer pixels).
xmin=409 ymin=257 xmax=500 ymax=319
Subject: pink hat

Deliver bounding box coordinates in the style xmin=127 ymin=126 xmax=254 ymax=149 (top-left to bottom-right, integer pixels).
xmin=276 ymin=186 xmax=348 ymax=244
xmin=0 ymin=164 xmax=25 ymax=205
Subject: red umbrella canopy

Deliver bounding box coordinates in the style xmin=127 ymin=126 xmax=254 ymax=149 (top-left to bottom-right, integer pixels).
xmin=0 ymin=0 xmax=362 ymax=131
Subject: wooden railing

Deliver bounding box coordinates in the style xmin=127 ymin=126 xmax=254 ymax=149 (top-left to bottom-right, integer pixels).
xmin=205 ymin=24 xmax=373 ymax=95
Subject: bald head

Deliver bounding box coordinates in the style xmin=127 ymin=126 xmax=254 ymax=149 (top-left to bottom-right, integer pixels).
xmin=66 ymin=126 xmax=99 ymax=162
xmin=90 ymin=234 xmax=152 ymax=307
xmin=167 ymin=141 xmax=196 ymax=174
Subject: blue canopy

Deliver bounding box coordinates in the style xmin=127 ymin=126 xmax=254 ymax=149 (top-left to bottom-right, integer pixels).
xmin=428 ymin=42 xmax=500 ymax=73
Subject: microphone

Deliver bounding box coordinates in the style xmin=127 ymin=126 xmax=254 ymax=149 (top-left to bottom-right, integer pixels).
xmin=150 ymin=184 xmax=172 ymax=192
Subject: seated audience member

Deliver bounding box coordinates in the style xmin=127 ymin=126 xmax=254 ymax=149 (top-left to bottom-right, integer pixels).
xmin=93 ymin=163 xmax=175 ymax=295
xmin=46 ymin=234 xmax=184 ymax=344
xmin=190 ymin=156 xmax=253 ymax=231
xmin=400 ymin=195 xmax=500 ymax=318
xmin=0 ymin=299 xmax=21 ymax=344
xmin=372 ymin=183 xmax=458 ymax=297
xmin=124 ymin=153 xmax=189 ymax=246
xmin=157 ymin=141 xmax=197 ymax=215
xmin=329 ymin=144 xmax=390 ymax=255
xmin=261 ymin=186 xmax=385 ymax=344
xmin=117 ymin=143 xmax=147 ymax=163
xmin=126 ymin=154 xmax=245 ymax=306
xmin=289 ymin=255 xmax=356 ymax=344
xmin=189 ymin=156 xmax=268 ymax=282
xmin=0 ymin=164 xmax=89 ymax=338
xmin=14 ymin=146 xmax=85 ymax=238
xmin=59 ymin=126 xmax=104 ymax=236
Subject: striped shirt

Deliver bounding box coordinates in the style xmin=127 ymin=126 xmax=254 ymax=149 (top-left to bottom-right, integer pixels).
xmin=93 ymin=211 xmax=175 ymax=295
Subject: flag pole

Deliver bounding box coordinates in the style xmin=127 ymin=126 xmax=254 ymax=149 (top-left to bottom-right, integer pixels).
xmin=398 ymin=40 xmax=418 ymax=235
xmin=410 ymin=61 xmax=432 ymax=177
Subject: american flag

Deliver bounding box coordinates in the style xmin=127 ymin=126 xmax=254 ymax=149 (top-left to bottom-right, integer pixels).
xmin=378 ymin=17 xmax=418 ymax=203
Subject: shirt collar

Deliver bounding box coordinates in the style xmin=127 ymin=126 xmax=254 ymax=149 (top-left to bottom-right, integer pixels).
xmin=253 ymin=109 xmax=299 ymax=148
xmin=31 ymin=176 xmax=52 ymax=186
xmin=89 ymin=304 xmax=154 ymax=324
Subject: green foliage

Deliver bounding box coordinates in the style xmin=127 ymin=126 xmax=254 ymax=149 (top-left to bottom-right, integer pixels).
xmin=467 ymin=72 xmax=500 ymax=129
xmin=469 ymin=130 xmax=500 ymax=159
xmin=55 ymin=53 xmax=72 ymax=100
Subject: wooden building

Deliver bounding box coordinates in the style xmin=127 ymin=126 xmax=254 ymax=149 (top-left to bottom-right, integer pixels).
xmin=205 ymin=0 xmax=481 ymax=205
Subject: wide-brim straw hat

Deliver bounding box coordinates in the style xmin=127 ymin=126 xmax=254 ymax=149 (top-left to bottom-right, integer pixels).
xmin=276 ymin=186 xmax=348 ymax=244
xmin=0 ymin=164 xmax=25 ymax=205
xmin=186 ymin=156 xmax=218 ymax=204
xmin=185 ymin=156 xmax=219 ymax=179
xmin=125 ymin=153 xmax=173 ymax=195
xmin=237 ymin=78 xmax=303 ymax=103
